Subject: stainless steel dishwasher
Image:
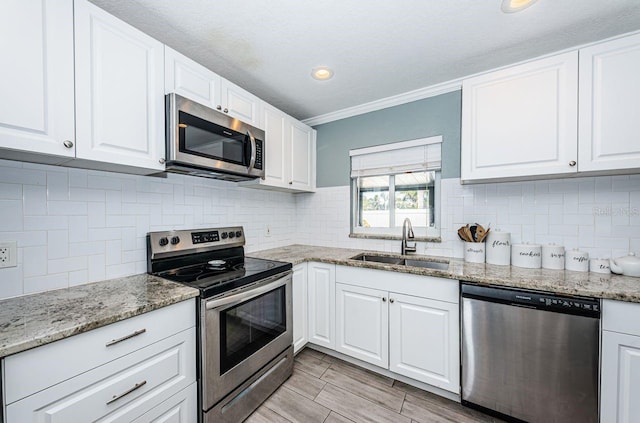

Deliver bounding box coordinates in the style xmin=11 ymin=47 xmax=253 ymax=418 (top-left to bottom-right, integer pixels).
xmin=461 ymin=283 xmax=600 ymax=423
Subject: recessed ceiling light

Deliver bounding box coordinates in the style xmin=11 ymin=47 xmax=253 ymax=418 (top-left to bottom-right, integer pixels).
xmin=501 ymin=0 xmax=538 ymax=13
xmin=312 ymin=67 xmax=334 ymax=81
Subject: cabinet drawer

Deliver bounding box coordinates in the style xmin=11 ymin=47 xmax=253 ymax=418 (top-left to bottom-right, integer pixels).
xmin=603 ymin=299 xmax=640 ymax=337
xmin=132 ymin=382 xmax=197 ymax=423
xmin=336 ymin=265 xmax=458 ymax=304
xmin=4 ymin=299 xmax=195 ymax=404
xmin=5 ymin=328 xmax=195 ymax=423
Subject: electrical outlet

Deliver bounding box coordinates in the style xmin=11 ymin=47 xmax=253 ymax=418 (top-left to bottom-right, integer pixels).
xmin=0 ymin=241 xmax=17 ymax=269
xmin=265 ymin=225 xmax=272 ymax=237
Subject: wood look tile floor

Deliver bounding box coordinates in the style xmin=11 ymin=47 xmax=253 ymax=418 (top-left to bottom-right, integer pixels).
xmin=245 ymin=348 xmax=504 ymax=423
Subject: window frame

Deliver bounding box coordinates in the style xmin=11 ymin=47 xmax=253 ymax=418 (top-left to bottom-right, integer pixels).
xmin=351 ymin=170 xmax=441 ymax=239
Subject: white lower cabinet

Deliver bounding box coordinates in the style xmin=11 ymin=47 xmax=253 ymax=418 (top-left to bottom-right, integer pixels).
xmin=389 ymin=293 xmax=458 ymax=392
xmin=292 ymin=263 xmax=308 ymax=353
xmin=336 ymin=283 xmax=388 ymax=368
xmin=2 ymin=300 xmax=196 ymax=423
xmin=334 ymin=266 xmax=460 ymax=393
xmin=307 ymin=262 xmax=336 ymax=349
xmin=132 ymin=382 xmax=197 ymax=423
xmin=601 ymin=299 xmax=640 ymax=423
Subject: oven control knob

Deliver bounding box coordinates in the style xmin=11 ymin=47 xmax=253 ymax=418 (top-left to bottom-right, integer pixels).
xmin=221 ymin=232 xmax=228 ymax=239
xmin=235 ymin=231 xmax=242 ymax=238
xmin=159 ymin=237 xmax=169 ymax=247
xmin=229 ymin=231 xmax=236 ymax=239
xmin=171 ymin=236 xmax=180 ymax=245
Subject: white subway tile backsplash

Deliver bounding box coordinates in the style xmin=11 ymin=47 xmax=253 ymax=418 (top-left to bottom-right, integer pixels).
xmin=0 ymin=200 xmax=23 ymax=231
xmin=1 ymin=156 xmax=639 ymax=300
xmin=0 ymin=183 xmax=21 ymax=200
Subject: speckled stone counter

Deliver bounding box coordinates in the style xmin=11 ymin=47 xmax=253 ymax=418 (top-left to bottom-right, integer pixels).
xmin=249 ymin=244 xmax=640 ymax=303
xmin=0 ymin=275 xmax=199 ymax=358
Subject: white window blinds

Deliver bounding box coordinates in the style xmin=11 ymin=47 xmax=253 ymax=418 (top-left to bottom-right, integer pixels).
xmin=349 ymin=136 xmax=442 ymax=178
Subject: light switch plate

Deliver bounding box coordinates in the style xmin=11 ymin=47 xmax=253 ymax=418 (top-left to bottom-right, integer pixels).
xmin=0 ymin=241 xmax=17 ymax=268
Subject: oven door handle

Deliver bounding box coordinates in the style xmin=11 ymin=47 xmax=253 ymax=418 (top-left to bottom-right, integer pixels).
xmin=205 ymin=273 xmax=291 ymax=310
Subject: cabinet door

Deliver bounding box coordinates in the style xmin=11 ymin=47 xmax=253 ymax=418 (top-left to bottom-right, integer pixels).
xmin=461 ymin=52 xmax=579 ymax=182
xmin=221 ymin=79 xmax=262 ymax=128
xmin=0 ymin=0 xmax=75 ymax=160
xmin=336 ymin=283 xmax=388 ymax=368
xmin=292 ymin=263 xmax=308 ymax=354
xmin=307 ymin=262 xmax=335 ymax=349
xmin=263 ymin=105 xmax=288 ymax=186
xmin=601 ymin=331 xmax=640 ymax=423
xmin=579 ymin=33 xmax=640 ymax=172
xmin=389 ymin=293 xmax=459 ymax=393
xmin=290 ymin=121 xmax=315 ymax=191
xmin=74 ymin=0 xmax=165 ymax=171
xmin=165 ymin=46 xmax=221 ymax=109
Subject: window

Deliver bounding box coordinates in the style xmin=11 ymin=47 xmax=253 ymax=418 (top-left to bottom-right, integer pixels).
xmin=350 ymin=137 xmax=441 ymax=238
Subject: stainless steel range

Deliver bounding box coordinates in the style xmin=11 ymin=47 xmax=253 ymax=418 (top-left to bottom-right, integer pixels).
xmin=147 ymin=227 xmax=293 ymax=423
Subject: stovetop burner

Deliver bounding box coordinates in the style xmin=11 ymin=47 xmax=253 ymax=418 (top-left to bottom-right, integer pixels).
xmin=147 ymin=227 xmax=291 ymax=298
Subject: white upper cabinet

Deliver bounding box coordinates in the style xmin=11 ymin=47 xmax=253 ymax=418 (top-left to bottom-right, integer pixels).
xmin=165 ymin=47 xmax=221 ymax=110
xmin=241 ymin=105 xmax=316 ymax=193
xmin=462 ymin=51 xmax=579 ymax=182
xmin=290 ymin=120 xmax=315 ymax=190
xmin=578 ymin=33 xmax=640 ymax=173
xmin=221 ymin=79 xmax=262 ymax=128
xmin=74 ymin=0 xmax=165 ymax=172
xmin=165 ymin=47 xmax=262 ymax=129
xmin=0 ymin=0 xmax=75 ymax=162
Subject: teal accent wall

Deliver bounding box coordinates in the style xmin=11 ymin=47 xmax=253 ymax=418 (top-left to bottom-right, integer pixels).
xmin=314 ymin=90 xmax=461 ymax=187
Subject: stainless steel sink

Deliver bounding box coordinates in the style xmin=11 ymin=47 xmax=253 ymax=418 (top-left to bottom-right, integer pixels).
xmin=350 ymin=254 xmax=449 ymax=271
xmin=351 ymin=254 xmax=403 ymax=265
xmin=403 ymin=259 xmax=449 ymax=271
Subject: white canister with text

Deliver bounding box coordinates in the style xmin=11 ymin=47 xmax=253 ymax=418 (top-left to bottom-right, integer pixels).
xmin=486 ymin=231 xmax=511 ymax=266
xmin=589 ymin=258 xmax=610 ymax=274
xmin=565 ymin=250 xmax=589 ymax=272
xmin=511 ymin=243 xmax=542 ymax=269
xmin=542 ymin=244 xmax=565 ymax=270
xmin=464 ymin=242 xmax=486 ymax=263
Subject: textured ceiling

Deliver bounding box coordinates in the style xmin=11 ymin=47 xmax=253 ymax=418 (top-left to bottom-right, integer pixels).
xmin=90 ymin=0 xmax=640 ymax=122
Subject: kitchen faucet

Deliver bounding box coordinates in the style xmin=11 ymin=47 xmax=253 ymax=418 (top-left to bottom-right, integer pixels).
xmin=401 ymin=218 xmax=417 ymax=255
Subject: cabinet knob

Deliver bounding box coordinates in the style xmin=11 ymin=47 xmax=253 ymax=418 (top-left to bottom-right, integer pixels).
xmin=223 ymin=108 xmax=229 ymax=113
xmin=569 ymin=160 xmax=577 ymax=167
xmin=63 ymin=140 xmax=74 ymax=148
xmin=159 ymin=158 xmax=166 ymax=164
xmin=389 ymin=298 xmax=395 ymax=303
xmin=216 ymin=105 xmax=222 ymax=110
xmin=289 ymin=181 xmax=293 ymax=185
xmin=382 ymin=297 xmax=387 ymax=302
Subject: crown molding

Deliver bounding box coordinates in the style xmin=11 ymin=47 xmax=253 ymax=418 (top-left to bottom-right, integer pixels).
xmin=302 ymin=79 xmax=462 ymax=127
xmin=303 ymin=29 xmax=640 ymax=127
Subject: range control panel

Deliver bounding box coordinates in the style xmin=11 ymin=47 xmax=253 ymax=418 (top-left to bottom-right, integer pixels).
xmin=148 ymin=226 xmax=245 ymax=259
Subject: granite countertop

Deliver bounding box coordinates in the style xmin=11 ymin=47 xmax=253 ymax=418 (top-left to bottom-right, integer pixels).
xmin=249 ymin=244 xmax=640 ymax=303
xmin=0 ymin=275 xmax=199 ymax=358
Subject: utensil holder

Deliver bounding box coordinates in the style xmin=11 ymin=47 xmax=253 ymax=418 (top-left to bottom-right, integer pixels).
xmin=464 ymin=242 xmax=485 ymax=263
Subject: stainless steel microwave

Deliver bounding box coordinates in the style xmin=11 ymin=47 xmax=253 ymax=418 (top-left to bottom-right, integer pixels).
xmin=165 ymin=93 xmax=265 ymax=181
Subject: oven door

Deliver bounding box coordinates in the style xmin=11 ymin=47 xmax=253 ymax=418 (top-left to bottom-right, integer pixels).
xmin=201 ymin=272 xmax=292 ymax=410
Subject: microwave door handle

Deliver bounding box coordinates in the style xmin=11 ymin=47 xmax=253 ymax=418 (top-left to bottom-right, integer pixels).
xmin=246 ymin=130 xmax=256 ymax=174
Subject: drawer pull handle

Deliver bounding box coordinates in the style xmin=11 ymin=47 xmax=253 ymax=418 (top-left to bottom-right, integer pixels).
xmin=105 ymin=329 xmax=146 ymax=347
xmin=106 ymin=380 xmax=147 ymax=405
